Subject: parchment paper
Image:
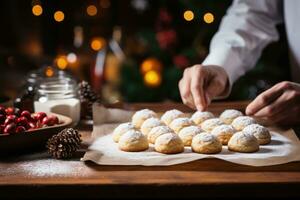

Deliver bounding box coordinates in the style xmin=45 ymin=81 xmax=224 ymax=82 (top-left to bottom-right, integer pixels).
xmin=81 ymin=105 xmax=300 ymax=166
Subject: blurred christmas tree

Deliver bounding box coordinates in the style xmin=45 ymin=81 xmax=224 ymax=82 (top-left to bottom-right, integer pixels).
xmin=118 ymin=0 xmax=290 ymax=103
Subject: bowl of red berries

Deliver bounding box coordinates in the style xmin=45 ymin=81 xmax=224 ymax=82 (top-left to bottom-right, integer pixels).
xmin=0 ymin=106 xmax=72 ymax=154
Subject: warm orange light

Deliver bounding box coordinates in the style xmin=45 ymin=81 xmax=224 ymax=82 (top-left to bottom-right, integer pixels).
xmin=100 ymin=0 xmax=110 ymax=8
xmin=54 ymin=11 xmax=65 ymax=22
xmin=90 ymin=37 xmax=106 ymax=51
xmin=183 ymin=10 xmax=194 ymax=21
xmin=140 ymin=58 xmax=162 ymax=75
xmin=56 ymin=56 xmax=68 ymax=69
xmin=32 ymin=5 xmax=43 ymax=16
xmin=203 ymin=12 xmax=214 ymax=24
xmin=45 ymin=66 xmax=54 ymax=77
xmin=144 ymin=70 xmax=162 ymax=87
xmin=87 ymin=5 xmax=98 ymax=16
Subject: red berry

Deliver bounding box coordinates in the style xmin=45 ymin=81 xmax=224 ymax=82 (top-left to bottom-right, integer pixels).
xmin=42 ymin=117 xmax=54 ymax=126
xmin=16 ymin=116 xmax=28 ymax=126
xmin=4 ymin=115 xmax=17 ymax=126
xmin=4 ymin=123 xmax=16 ymax=134
xmin=28 ymin=122 xmax=36 ymax=130
xmin=5 ymin=107 xmax=14 ymax=115
xmin=21 ymin=110 xmax=31 ymax=119
xmin=49 ymin=115 xmax=59 ymax=125
xmin=16 ymin=126 xmax=26 ymax=133
xmin=36 ymin=112 xmax=47 ymax=122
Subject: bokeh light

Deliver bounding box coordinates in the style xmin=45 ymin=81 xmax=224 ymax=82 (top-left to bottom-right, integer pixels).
xmin=45 ymin=66 xmax=54 ymax=77
xmin=144 ymin=70 xmax=162 ymax=87
xmin=140 ymin=58 xmax=162 ymax=75
xmin=90 ymin=37 xmax=106 ymax=51
xmin=56 ymin=56 xmax=68 ymax=69
xmin=86 ymin=5 xmax=98 ymax=16
xmin=54 ymin=11 xmax=65 ymax=22
xmin=183 ymin=10 xmax=194 ymax=21
xmin=203 ymin=12 xmax=214 ymax=24
xmin=32 ymin=5 xmax=43 ymax=16
xmin=67 ymin=53 xmax=77 ymax=63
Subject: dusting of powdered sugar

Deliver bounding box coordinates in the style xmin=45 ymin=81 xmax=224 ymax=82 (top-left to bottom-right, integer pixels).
xmin=161 ymin=109 xmax=184 ymax=124
xmin=132 ymin=109 xmax=157 ymax=121
xmin=178 ymin=126 xmax=202 ymax=137
xmin=230 ymin=131 xmax=257 ymax=145
xmin=155 ymin=133 xmax=180 ymax=145
xmin=243 ymin=124 xmax=270 ymax=139
xmin=201 ymin=118 xmax=224 ymax=131
xmin=119 ymin=129 xmax=146 ymax=143
xmin=141 ymin=117 xmax=163 ymax=129
xmin=191 ymin=111 xmax=214 ymax=124
xmin=113 ymin=122 xmax=135 ymax=135
xmin=232 ymin=116 xmax=256 ymax=128
xmin=220 ymin=109 xmax=243 ymax=120
xmin=211 ymin=124 xmax=235 ymax=135
xmin=170 ymin=117 xmax=192 ymax=128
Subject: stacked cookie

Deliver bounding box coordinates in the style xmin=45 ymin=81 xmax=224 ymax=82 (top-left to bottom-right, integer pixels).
xmin=112 ymin=108 xmax=271 ymax=154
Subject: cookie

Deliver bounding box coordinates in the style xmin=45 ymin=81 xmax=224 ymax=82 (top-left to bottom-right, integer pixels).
xmin=147 ymin=125 xmax=173 ymax=144
xmin=231 ymin=116 xmax=256 ymax=131
xmin=112 ymin=122 xmax=135 ymax=143
xmin=154 ymin=133 xmax=184 ymax=154
xmin=178 ymin=126 xmax=203 ymax=146
xmin=118 ymin=130 xmax=149 ymax=152
xmin=140 ymin=117 xmax=163 ymax=136
xmin=200 ymin=118 xmax=224 ymax=132
xmin=161 ymin=109 xmax=185 ymax=126
xmin=191 ymin=132 xmax=222 ymax=154
xmin=228 ymin=131 xmax=259 ymax=153
xmin=132 ymin=109 xmax=157 ymax=128
xmin=191 ymin=111 xmax=214 ymax=125
xmin=169 ymin=117 xmax=193 ymax=133
xmin=211 ymin=124 xmax=235 ymax=145
xmin=219 ymin=109 xmax=243 ymax=124
xmin=243 ymin=124 xmax=271 ymax=145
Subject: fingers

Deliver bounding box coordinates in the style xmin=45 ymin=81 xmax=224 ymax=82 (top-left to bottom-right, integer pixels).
xmin=190 ymin=66 xmax=206 ymax=111
xmin=246 ymin=81 xmax=291 ymax=115
xmin=179 ymin=68 xmax=196 ymax=109
xmin=252 ymin=91 xmax=288 ymax=117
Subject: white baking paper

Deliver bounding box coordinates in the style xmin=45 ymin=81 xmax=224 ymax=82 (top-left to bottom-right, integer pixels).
xmin=82 ymin=105 xmax=300 ymax=166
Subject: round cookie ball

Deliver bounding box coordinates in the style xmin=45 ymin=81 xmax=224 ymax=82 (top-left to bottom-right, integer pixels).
xmin=201 ymin=118 xmax=224 ymax=132
xmin=154 ymin=133 xmax=184 ymax=154
xmin=228 ymin=131 xmax=259 ymax=153
xmin=243 ymin=124 xmax=271 ymax=145
xmin=161 ymin=109 xmax=185 ymax=126
xmin=148 ymin=125 xmax=173 ymax=144
xmin=231 ymin=116 xmax=256 ymax=131
xmin=219 ymin=109 xmax=243 ymax=124
xmin=112 ymin=122 xmax=135 ymax=143
xmin=211 ymin=124 xmax=235 ymax=145
xmin=169 ymin=117 xmax=193 ymax=133
xmin=140 ymin=117 xmax=163 ymax=136
xmin=178 ymin=126 xmax=203 ymax=146
xmin=118 ymin=130 xmax=149 ymax=152
xmin=132 ymin=109 xmax=157 ymax=128
xmin=191 ymin=111 xmax=214 ymax=125
xmin=191 ymin=132 xmax=222 ymax=154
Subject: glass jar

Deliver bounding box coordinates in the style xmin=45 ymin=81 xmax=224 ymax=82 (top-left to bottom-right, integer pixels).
xmin=34 ymin=77 xmax=80 ymax=125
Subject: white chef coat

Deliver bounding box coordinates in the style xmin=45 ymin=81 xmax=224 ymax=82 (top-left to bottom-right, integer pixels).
xmin=202 ymin=0 xmax=300 ymax=86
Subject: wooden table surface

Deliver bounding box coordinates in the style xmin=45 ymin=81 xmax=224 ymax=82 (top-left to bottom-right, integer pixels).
xmin=0 ymin=101 xmax=300 ymax=199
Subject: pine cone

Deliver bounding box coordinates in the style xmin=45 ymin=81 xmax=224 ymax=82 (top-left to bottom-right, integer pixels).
xmin=78 ymin=81 xmax=100 ymax=119
xmin=46 ymin=128 xmax=82 ymax=159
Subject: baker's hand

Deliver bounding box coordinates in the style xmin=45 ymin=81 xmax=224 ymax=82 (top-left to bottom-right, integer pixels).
xmin=246 ymin=81 xmax=300 ymax=125
xmin=178 ymin=65 xmax=229 ymax=111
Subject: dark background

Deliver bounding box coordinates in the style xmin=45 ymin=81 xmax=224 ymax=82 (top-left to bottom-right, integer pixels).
xmin=0 ymin=0 xmax=290 ymax=103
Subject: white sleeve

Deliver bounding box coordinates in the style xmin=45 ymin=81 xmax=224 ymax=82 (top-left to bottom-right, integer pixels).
xmin=202 ymin=0 xmax=283 ymax=86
